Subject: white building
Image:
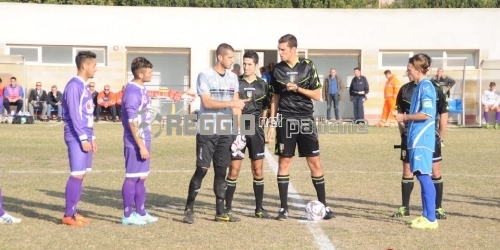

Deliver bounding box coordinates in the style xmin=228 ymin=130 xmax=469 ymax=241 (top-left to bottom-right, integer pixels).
xmin=1 ymin=3 xmax=499 ymax=124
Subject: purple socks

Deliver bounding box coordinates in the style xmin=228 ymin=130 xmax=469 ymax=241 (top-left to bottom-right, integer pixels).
xmin=0 ymin=188 xmax=5 ymax=217
xmin=122 ymin=178 xmax=147 ymax=217
xmin=484 ymin=111 xmax=500 ymax=123
xmin=64 ymin=176 xmax=83 ymax=217
xmin=122 ymin=177 xmax=138 ymax=218
xmin=135 ymin=179 xmax=147 ymax=216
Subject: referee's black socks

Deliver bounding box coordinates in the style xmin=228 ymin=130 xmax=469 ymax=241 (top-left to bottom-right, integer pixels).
xmin=277 ymin=175 xmax=289 ymax=210
xmin=225 ymin=178 xmax=237 ymax=210
xmin=311 ymin=175 xmax=327 ymax=207
xmin=253 ymin=178 xmax=264 ymax=210
xmin=401 ymin=177 xmax=414 ymax=209
xmin=432 ymin=176 xmax=443 ymax=208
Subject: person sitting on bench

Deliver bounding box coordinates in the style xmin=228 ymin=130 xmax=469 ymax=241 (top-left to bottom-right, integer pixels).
xmin=3 ymin=76 xmax=24 ymax=116
xmin=28 ymin=82 xmax=49 ymax=121
xmin=95 ymin=84 xmax=117 ymax=122
xmin=48 ymin=85 xmax=63 ymax=122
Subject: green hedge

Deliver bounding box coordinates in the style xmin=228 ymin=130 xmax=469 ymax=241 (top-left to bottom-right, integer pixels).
xmin=1 ymin=0 xmax=498 ymax=8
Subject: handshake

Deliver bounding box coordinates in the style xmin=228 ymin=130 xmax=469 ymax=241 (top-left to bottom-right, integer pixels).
xmin=231 ymin=131 xmax=246 ymax=158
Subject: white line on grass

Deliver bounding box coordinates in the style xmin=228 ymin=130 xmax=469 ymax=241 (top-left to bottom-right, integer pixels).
xmin=264 ymin=148 xmax=336 ymax=250
xmin=3 ymin=169 xmax=500 ymax=178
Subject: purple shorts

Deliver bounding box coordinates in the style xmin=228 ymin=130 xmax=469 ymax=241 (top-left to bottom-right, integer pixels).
xmin=65 ymin=140 xmax=93 ymax=176
xmin=124 ymin=146 xmax=150 ymax=178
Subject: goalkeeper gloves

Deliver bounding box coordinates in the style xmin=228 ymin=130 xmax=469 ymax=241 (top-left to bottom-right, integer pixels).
xmin=231 ymin=127 xmax=246 ymax=153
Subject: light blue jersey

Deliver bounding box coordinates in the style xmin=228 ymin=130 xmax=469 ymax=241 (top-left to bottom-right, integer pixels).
xmin=408 ymin=79 xmax=436 ymax=151
xmin=407 ymin=78 xmax=436 ymax=175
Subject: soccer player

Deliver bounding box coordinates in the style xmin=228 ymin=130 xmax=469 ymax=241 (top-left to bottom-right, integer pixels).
xmin=396 ymin=54 xmax=438 ymax=230
xmin=61 ymin=51 xmax=98 ymax=226
xmin=393 ymin=53 xmax=448 ymax=220
xmin=120 ymin=57 xmax=159 ymax=226
xmin=0 ymin=189 xmax=22 ymax=224
xmin=482 ymin=82 xmax=500 ymax=129
xmin=224 ymin=51 xmax=272 ymax=219
xmin=182 ymin=43 xmax=246 ymax=224
xmin=267 ymin=34 xmax=334 ymax=220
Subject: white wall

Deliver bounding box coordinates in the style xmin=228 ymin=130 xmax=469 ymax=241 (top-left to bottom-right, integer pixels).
xmin=1 ymin=3 xmax=499 ymax=86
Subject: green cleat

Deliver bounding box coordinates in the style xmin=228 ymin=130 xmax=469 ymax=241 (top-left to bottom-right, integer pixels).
xmin=407 ymin=215 xmax=425 ymax=225
xmin=495 ymin=123 xmax=499 ymax=130
xmin=392 ymin=206 xmax=410 ymax=218
xmin=436 ymin=208 xmax=447 ymax=219
xmin=410 ymin=217 xmax=438 ymax=230
xmin=485 ymin=123 xmax=490 ymax=129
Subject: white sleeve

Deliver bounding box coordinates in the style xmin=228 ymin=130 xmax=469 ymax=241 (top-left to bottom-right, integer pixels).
xmin=482 ymin=91 xmax=489 ymax=106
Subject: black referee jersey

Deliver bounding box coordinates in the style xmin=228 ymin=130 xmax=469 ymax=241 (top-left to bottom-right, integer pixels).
xmin=238 ymin=75 xmax=270 ymax=122
xmin=270 ymin=58 xmax=321 ymax=117
xmin=396 ymin=80 xmax=449 ymax=136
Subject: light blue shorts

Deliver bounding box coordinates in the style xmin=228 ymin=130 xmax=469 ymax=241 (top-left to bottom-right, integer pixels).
xmin=409 ymin=148 xmax=433 ymax=175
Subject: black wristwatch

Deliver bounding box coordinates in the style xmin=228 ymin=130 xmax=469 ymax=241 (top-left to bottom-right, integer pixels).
xmin=81 ymin=139 xmax=89 ymax=142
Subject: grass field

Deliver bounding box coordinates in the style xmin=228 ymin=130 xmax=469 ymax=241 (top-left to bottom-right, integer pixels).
xmin=0 ymin=121 xmax=499 ymax=250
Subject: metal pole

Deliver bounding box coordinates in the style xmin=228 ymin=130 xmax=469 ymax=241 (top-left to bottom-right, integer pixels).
xmin=461 ymin=59 xmax=466 ymax=126
xmin=22 ymin=55 xmax=26 ymax=113
xmin=478 ymin=60 xmax=484 ymax=127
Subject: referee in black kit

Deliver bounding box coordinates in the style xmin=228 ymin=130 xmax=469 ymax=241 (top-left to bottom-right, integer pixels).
xmin=267 ymin=34 xmax=335 ymax=221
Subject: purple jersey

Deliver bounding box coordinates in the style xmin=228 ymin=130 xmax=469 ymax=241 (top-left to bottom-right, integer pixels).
xmin=122 ymin=82 xmax=151 ymax=148
xmin=62 ymin=76 xmax=95 ymax=141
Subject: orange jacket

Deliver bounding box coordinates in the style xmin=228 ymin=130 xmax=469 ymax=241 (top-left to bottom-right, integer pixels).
xmin=116 ymin=90 xmax=124 ymax=105
xmin=97 ymin=91 xmax=116 ymax=106
xmin=384 ymin=75 xmax=400 ymax=99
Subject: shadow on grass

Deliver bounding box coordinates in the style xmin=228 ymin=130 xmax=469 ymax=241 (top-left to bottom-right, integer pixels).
xmin=446 ymin=193 xmax=500 ymax=208
xmin=36 ymin=186 xmax=216 ymax=224
xmin=2 ymin=195 xmax=112 ymax=224
xmin=200 ymin=191 xmax=408 ymax=223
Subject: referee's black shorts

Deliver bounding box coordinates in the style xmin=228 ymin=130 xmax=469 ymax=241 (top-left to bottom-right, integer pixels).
xmin=196 ymin=134 xmax=232 ymax=168
xmin=400 ymin=133 xmax=442 ymax=163
xmin=275 ymin=116 xmax=319 ymax=157
xmin=232 ymin=126 xmax=265 ymax=160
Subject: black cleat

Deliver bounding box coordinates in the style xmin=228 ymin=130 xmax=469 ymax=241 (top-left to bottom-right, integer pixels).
xmin=183 ymin=209 xmax=194 ymax=224
xmin=275 ymin=208 xmax=289 ymax=221
xmin=215 ymin=212 xmax=241 ymax=222
xmin=323 ymin=207 xmax=335 ymax=220
xmin=255 ymin=207 xmax=272 ymax=219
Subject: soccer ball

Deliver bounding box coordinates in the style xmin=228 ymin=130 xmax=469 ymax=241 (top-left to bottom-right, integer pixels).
xmin=305 ymin=200 xmax=326 ymax=221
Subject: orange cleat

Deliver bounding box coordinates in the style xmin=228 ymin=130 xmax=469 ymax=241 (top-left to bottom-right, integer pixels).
xmin=62 ymin=215 xmax=86 ymax=227
xmin=75 ymin=213 xmax=91 ymax=223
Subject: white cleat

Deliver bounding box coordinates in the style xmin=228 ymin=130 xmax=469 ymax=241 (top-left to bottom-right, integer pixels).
xmin=0 ymin=213 xmax=22 ymax=224
xmin=137 ymin=212 xmax=158 ymax=224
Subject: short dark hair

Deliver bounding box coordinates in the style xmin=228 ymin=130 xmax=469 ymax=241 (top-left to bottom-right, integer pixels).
xmin=131 ymin=57 xmax=153 ymax=78
xmin=278 ymin=34 xmax=298 ymax=48
xmin=490 ymin=82 xmax=496 ymax=87
xmin=10 ymin=76 xmax=16 ymax=81
xmin=243 ymin=50 xmax=259 ymax=64
xmin=0 ymin=78 xmax=2 ymax=83
xmin=75 ymin=51 xmax=97 ymax=69
xmin=384 ymin=70 xmax=391 ymax=75
xmin=354 ymin=67 xmax=361 ymax=71
xmin=216 ymin=43 xmax=234 ymax=57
